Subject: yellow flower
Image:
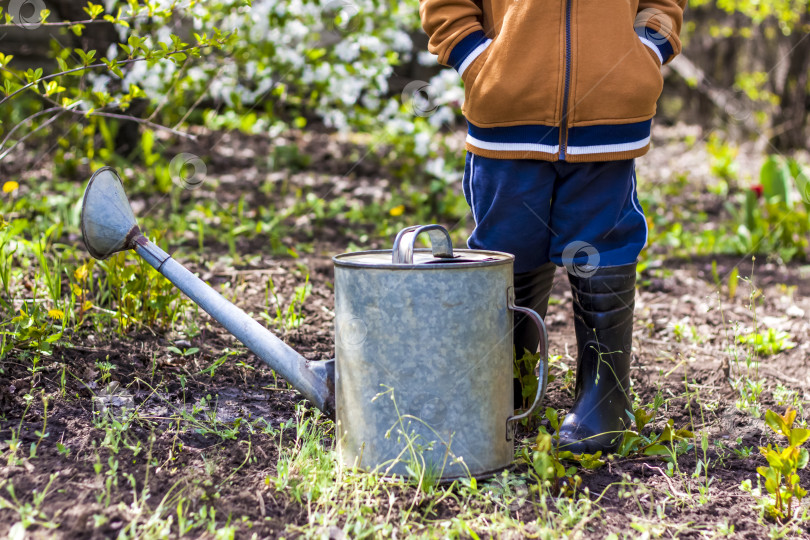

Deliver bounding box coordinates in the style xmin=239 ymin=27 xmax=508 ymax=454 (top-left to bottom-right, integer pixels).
xmin=71 ymin=283 xmax=83 ymax=296
xmin=48 ymin=308 xmax=64 ymax=320
xmin=389 ymin=204 xmax=405 ymax=217
xmin=82 ymin=300 xmax=93 ymax=312
xmin=2 ymin=181 xmax=19 ymax=193
xmin=74 ymin=264 xmax=89 ymax=282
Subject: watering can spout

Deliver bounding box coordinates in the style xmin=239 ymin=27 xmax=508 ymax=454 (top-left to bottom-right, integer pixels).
xmin=80 ymin=167 xmax=142 ymax=259
xmin=80 ymin=167 xmax=336 ymax=417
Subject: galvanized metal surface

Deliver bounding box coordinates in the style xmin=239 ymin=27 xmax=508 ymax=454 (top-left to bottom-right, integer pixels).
xmin=80 ymin=167 xmax=335 ymax=417
xmin=333 ymin=237 xmax=548 ymax=479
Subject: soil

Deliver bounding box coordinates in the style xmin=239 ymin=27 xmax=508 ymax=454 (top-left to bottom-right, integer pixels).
xmin=1 ymin=124 xmax=809 ymax=538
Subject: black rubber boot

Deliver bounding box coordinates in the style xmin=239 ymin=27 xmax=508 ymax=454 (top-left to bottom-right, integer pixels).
xmin=513 ymin=262 xmax=556 ymax=408
xmin=556 ymin=262 xmax=636 ymax=453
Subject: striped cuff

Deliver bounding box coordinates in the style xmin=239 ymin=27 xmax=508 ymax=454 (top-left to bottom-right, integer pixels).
xmin=635 ymin=27 xmax=675 ymax=65
xmin=447 ymin=30 xmax=492 ymax=76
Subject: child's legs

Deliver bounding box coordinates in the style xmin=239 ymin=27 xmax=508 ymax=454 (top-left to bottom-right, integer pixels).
xmin=462 ymin=152 xmax=556 ymax=273
xmin=548 ymin=160 xmax=646 ymax=270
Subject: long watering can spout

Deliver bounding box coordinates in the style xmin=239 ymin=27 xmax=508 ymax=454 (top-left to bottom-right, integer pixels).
xmin=80 ymin=167 xmax=335 ymax=417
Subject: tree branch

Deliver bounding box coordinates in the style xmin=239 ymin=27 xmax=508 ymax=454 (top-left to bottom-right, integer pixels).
xmin=0 ymin=105 xmax=78 ymax=161
xmin=65 ymin=108 xmax=198 ymax=140
xmin=0 ymin=43 xmax=223 ymax=107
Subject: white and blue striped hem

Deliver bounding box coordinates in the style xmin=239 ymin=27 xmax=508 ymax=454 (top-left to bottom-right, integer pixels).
xmin=465 ymin=119 xmax=652 ymax=159
xmin=466 ymin=134 xmax=559 ymax=155
xmin=566 ymin=136 xmax=651 ymax=156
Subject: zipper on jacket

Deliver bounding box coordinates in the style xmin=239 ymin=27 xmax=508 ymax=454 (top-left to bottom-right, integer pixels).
xmin=559 ymin=0 xmax=573 ymax=160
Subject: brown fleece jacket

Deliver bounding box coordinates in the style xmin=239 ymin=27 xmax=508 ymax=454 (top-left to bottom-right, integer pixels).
xmin=419 ymin=0 xmax=687 ymax=162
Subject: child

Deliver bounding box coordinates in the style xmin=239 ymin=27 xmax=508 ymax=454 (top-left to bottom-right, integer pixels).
xmin=419 ymin=0 xmax=687 ymax=453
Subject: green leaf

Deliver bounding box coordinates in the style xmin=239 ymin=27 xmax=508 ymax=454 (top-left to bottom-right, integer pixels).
xmin=127 ymin=35 xmax=144 ymax=53
xmin=728 ymin=266 xmax=738 ymax=300
xmin=757 ymin=466 xmax=779 ymax=495
xmin=798 ymin=448 xmax=809 ymax=470
xmin=170 ymin=52 xmax=187 ymax=66
xmin=556 ymin=450 xmax=575 ymax=461
xmin=24 ymin=68 xmax=43 ymax=84
xmin=789 ymin=428 xmax=810 ymax=448
xmin=781 ymin=408 xmax=797 ymax=431
xmin=760 ymin=155 xmax=794 ymax=209
xmin=84 ymin=2 xmax=105 ymax=19
xmin=793 ymin=164 xmax=810 ymax=210
xmin=545 ymin=407 xmax=558 ymax=430
xmin=110 ymin=63 xmax=124 ymax=79
xmin=764 ymin=409 xmax=787 ymax=436
xmin=659 ymin=420 xmax=674 ymax=441
xmin=618 ymin=432 xmax=642 ymax=456
xmin=634 ymin=408 xmax=652 ymax=432
xmin=578 ymin=451 xmax=606 ymax=469
xmin=643 ymin=444 xmax=670 ymax=457
xmin=764 ymin=451 xmax=784 ymax=471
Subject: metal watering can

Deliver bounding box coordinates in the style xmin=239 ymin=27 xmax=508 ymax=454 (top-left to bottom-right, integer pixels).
xmin=80 ymin=167 xmax=549 ymax=480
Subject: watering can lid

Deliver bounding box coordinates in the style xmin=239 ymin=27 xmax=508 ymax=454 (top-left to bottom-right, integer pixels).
xmin=334 ymin=225 xmax=513 ymax=268
xmin=333 ymin=248 xmax=513 ymax=268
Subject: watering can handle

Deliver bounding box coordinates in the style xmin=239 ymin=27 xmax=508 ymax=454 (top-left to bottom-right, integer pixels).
xmin=505 ymin=287 xmax=549 ymax=441
xmin=392 ymin=224 xmax=454 ymax=264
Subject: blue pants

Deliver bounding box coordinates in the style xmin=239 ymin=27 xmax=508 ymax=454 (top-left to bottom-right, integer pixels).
xmin=461 ymin=153 xmax=647 ymax=274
